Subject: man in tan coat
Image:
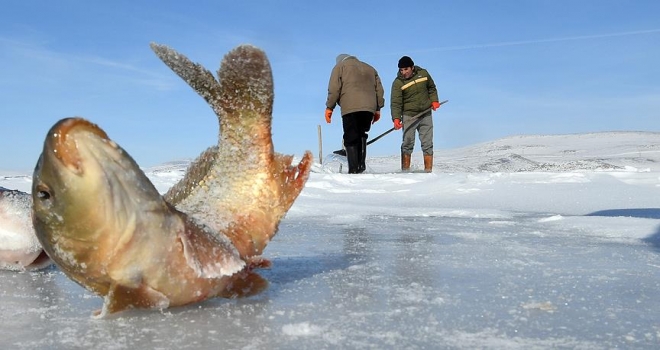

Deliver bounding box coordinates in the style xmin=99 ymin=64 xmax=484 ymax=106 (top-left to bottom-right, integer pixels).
xmin=326 ymin=54 xmax=385 ymax=173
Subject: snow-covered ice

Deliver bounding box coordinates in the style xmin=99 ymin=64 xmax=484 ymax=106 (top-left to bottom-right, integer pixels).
xmin=1 ymin=131 xmax=659 ymax=349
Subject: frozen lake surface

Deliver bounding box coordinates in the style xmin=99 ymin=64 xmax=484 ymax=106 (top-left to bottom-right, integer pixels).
xmin=2 ymin=214 xmax=660 ymax=349
xmin=1 ymin=132 xmax=660 ymax=349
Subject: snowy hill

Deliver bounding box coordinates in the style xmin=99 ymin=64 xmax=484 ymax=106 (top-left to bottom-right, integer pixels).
xmin=319 ymin=131 xmax=660 ymax=175
xmin=438 ymin=131 xmax=660 ymax=172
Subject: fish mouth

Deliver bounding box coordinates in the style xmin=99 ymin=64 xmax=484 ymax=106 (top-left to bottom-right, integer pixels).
xmin=39 ymin=117 xmax=152 ymax=210
xmin=42 ymin=117 xmax=160 ymax=204
xmin=48 ymin=118 xmax=112 ymax=175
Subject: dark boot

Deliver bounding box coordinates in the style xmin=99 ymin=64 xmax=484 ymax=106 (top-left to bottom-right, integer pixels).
xmin=358 ymin=136 xmax=367 ymax=173
xmin=424 ymin=154 xmax=433 ymax=173
xmin=401 ymin=153 xmax=411 ymax=172
xmin=346 ymin=146 xmax=360 ymax=174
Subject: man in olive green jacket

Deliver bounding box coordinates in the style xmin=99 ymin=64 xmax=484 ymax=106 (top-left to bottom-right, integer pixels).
xmin=391 ymin=56 xmax=441 ymax=172
xmin=326 ymin=54 xmax=385 ymax=174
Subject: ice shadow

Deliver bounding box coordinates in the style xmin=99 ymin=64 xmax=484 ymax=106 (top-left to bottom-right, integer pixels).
xmin=644 ymin=230 xmax=660 ymax=251
xmin=260 ymin=253 xmax=354 ymax=286
xmin=585 ymin=208 xmax=660 ymax=251
xmin=585 ymin=208 xmax=660 ymax=219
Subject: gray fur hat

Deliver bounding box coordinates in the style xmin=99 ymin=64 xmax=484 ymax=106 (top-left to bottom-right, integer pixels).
xmin=336 ymin=54 xmax=351 ymax=64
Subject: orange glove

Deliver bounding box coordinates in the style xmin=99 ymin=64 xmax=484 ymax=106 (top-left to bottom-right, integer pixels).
xmin=393 ymin=118 xmax=402 ymax=130
xmin=372 ymin=111 xmax=380 ymax=124
xmin=325 ymin=108 xmax=333 ymax=123
xmin=431 ymin=101 xmax=441 ymax=111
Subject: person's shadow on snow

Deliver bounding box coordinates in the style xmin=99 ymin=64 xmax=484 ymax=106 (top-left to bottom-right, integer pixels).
xmin=585 ymin=208 xmax=660 ymax=252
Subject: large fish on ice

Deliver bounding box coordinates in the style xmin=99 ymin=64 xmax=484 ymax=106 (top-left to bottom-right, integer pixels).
xmin=151 ymin=43 xmax=312 ymax=259
xmin=31 ymin=44 xmax=312 ymax=317
xmin=0 ymin=187 xmax=51 ymax=270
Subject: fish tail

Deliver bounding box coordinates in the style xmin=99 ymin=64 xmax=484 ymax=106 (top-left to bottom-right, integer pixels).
xmin=218 ymin=270 xmax=269 ymax=299
xmin=152 ymin=42 xmax=312 ymax=259
xmin=150 ymin=42 xmax=274 ymax=156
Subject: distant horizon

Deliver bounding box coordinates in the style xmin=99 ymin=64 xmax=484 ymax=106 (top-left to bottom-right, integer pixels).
xmin=3 ymin=129 xmax=658 ymax=175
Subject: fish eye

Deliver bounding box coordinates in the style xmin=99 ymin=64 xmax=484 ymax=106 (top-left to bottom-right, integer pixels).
xmin=35 ymin=184 xmax=52 ymax=201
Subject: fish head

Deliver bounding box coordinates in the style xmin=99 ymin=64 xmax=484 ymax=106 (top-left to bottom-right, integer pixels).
xmin=31 ymin=118 xmax=162 ymax=269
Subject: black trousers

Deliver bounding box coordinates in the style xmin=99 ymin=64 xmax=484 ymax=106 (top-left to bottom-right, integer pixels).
xmin=342 ymin=111 xmax=373 ymax=173
xmin=341 ymin=111 xmax=373 ymax=147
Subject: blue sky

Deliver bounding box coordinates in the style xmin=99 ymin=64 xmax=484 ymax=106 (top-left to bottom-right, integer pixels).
xmin=1 ymin=0 xmax=659 ymax=171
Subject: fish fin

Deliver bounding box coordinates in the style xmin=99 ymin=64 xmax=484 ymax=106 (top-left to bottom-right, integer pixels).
xmin=150 ymin=43 xmax=224 ymax=117
xmin=217 ymin=270 xmax=269 ymax=299
xmin=221 ymin=217 xmax=273 ymax=259
xmin=246 ymin=256 xmax=272 ymax=269
xmin=95 ymin=283 xmax=170 ymax=318
xmin=178 ymin=214 xmax=245 ymax=278
xmin=273 ymin=151 xmax=313 ymax=214
xmin=164 ymin=146 xmax=217 ymax=206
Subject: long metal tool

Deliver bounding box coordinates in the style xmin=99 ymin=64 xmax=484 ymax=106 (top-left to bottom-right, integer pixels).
xmin=332 ymin=100 xmax=448 ymax=156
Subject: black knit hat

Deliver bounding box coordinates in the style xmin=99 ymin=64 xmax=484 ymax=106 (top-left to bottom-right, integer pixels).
xmin=398 ymin=56 xmax=414 ymax=68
